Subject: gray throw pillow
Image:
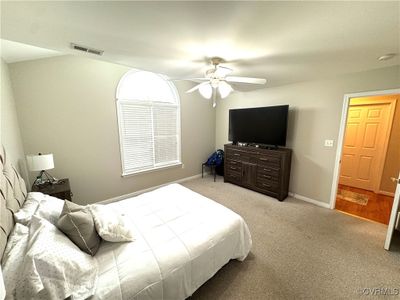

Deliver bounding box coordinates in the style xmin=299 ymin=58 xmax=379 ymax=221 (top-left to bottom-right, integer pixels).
xmin=57 ymin=200 xmax=101 ymax=256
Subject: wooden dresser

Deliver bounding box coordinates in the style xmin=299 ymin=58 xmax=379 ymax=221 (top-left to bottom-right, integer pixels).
xmin=224 ymin=144 xmax=292 ymax=201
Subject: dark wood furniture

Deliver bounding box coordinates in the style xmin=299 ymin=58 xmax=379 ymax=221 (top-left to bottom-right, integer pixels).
xmin=32 ymin=178 xmax=73 ymax=201
xmin=202 ymin=162 xmax=217 ymax=182
xmin=224 ymin=144 xmax=292 ymax=201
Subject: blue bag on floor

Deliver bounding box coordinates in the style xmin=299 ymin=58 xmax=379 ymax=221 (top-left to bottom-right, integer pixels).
xmin=206 ymin=149 xmax=224 ymax=166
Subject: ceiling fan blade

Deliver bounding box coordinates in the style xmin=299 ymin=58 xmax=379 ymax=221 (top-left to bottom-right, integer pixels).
xmin=186 ymin=82 xmax=209 ymax=93
xmin=225 ymin=76 xmax=266 ymax=85
xmin=214 ymin=66 xmax=233 ymax=77
xmin=169 ymin=77 xmax=209 ymax=83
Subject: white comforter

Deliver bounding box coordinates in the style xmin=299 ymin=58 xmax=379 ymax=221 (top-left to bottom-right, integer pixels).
xmin=93 ymin=184 xmax=252 ymax=300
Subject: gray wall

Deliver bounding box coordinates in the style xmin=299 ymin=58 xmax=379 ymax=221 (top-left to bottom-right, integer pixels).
xmin=0 ymin=58 xmax=27 ymax=182
xmin=10 ymin=55 xmax=216 ymax=204
xmin=216 ymin=66 xmax=400 ymax=204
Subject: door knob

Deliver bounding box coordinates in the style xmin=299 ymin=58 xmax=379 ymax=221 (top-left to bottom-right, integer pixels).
xmin=390 ymin=177 xmax=400 ymax=184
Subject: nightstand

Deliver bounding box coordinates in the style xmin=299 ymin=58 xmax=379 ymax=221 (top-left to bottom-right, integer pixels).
xmin=32 ymin=178 xmax=73 ymax=201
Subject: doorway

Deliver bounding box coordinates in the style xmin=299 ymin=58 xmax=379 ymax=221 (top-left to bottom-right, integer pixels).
xmin=331 ymin=91 xmax=400 ymax=225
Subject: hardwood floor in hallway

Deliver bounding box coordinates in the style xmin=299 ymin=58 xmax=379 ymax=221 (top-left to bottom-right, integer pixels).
xmin=335 ymin=184 xmax=394 ymax=224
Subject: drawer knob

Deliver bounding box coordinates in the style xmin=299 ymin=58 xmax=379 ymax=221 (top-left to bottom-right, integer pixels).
xmin=230 ymin=167 xmax=237 ymax=170
xmin=262 ymin=183 xmax=271 ymax=188
xmin=234 ymin=153 xmax=240 ymax=156
xmin=263 ymin=175 xmax=271 ymax=179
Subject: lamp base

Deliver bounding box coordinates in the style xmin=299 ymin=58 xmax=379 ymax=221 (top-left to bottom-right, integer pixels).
xmin=32 ymin=170 xmax=57 ymax=188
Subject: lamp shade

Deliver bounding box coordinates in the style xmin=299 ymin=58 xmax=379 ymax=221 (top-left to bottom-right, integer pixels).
xmin=26 ymin=154 xmax=54 ymax=171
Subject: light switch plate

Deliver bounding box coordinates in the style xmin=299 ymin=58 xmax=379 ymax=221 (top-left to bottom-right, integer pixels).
xmin=324 ymin=139 xmax=334 ymax=147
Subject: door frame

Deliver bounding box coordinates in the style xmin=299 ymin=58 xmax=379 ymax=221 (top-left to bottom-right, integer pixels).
xmin=329 ymin=88 xmax=400 ymax=209
xmin=384 ymin=172 xmax=400 ymax=250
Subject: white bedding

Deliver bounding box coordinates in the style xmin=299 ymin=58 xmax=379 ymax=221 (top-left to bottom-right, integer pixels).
xmin=93 ymin=183 xmax=252 ymax=300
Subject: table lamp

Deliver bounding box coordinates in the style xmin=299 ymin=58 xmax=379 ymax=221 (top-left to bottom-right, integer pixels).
xmin=26 ymin=153 xmax=57 ymax=187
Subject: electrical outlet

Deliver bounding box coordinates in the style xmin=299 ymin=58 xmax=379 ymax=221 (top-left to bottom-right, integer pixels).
xmin=324 ymin=139 xmax=334 ymax=147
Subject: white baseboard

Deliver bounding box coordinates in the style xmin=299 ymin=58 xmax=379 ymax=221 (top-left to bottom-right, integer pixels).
xmin=101 ymin=174 xmax=203 ymax=204
xmin=288 ymin=192 xmax=331 ymax=209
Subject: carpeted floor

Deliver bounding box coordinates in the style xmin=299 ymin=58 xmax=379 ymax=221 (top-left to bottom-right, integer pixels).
xmin=182 ymin=176 xmax=400 ymax=300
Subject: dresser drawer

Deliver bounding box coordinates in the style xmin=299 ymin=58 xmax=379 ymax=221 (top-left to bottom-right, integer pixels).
xmin=258 ymin=156 xmax=281 ymax=166
xmin=225 ymin=170 xmax=242 ymax=183
xmin=256 ymin=178 xmax=279 ymax=192
xmin=227 ymin=165 xmax=242 ymax=173
xmin=225 ymin=158 xmax=241 ymax=167
xmin=258 ymin=165 xmax=280 ymax=177
xmin=226 ymin=149 xmax=249 ymax=162
xmin=257 ymin=173 xmax=279 ymax=182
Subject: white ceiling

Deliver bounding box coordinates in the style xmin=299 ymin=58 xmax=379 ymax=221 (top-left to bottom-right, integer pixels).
xmin=1 ymin=39 xmax=62 ymax=63
xmin=1 ymin=1 xmax=399 ymax=87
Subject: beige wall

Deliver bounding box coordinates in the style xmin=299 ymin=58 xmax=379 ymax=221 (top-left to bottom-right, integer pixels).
xmin=216 ymin=66 xmax=400 ymax=204
xmin=10 ymin=55 xmax=216 ymax=205
xmin=7 ymin=53 xmax=399 ymax=206
xmin=0 ymin=58 xmax=27 ymax=182
xmin=381 ymin=101 xmax=400 ymax=193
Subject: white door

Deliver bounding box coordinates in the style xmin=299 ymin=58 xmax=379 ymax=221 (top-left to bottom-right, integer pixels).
xmin=339 ymin=94 xmax=398 ymax=192
xmin=384 ymin=172 xmax=400 ymax=250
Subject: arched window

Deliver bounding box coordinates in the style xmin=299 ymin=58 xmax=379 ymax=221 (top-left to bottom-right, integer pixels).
xmin=116 ymin=70 xmax=181 ymax=175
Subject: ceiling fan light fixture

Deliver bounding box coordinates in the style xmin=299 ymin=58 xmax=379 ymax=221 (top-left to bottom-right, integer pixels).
xmin=218 ymin=81 xmax=233 ymax=99
xmin=199 ymin=83 xmax=212 ymax=99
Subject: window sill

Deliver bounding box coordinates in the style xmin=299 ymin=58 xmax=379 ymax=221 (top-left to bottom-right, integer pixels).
xmin=122 ymin=162 xmax=183 ymax=177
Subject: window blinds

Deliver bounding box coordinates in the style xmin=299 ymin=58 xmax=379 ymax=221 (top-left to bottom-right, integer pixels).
xmin=118 ymin=101 xmax=180 ymax=175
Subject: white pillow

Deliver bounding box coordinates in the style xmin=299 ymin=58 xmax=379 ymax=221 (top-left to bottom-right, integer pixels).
xmin=2 ymin=223 xmax=29 ymax=300
xmin=33 ymin=195 xmax=65 ymax=225
xmin=13 ymin=192 xmax=45 ymax=225
xmin=89 ymin=204 xmax=135 ymax=242
xmin=16 ymin=216 xmax=98 ymax=300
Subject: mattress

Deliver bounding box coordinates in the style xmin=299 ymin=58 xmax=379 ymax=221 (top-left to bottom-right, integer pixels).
xmin=93 ymin=183 xmax=252 ymax=299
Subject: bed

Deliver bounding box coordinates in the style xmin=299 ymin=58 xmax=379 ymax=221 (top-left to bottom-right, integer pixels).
xmin=0 ymin=146 xmax=252 ymax=299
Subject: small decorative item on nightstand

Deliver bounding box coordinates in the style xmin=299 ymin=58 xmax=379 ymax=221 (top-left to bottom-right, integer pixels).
xmin=31 ymin=178 xmax=73 ymax=201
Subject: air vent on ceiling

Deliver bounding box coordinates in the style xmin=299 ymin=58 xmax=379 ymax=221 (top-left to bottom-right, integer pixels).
xmin=70 ymin=43 xmax=104 ymax=56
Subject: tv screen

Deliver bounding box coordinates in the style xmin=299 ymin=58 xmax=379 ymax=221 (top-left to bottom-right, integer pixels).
xmin=229 ymin=105 xmax=289 ymax=146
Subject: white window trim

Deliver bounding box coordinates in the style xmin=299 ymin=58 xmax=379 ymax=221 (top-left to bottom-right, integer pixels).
xmin=121 ymin=162 xmax=183 ymax=177
xmin=116 ymin=74 xmax=182 ymax=177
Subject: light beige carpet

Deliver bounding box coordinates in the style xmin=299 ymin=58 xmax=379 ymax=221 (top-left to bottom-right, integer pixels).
xmin=182 ymin=176 xmax=400 ymax=300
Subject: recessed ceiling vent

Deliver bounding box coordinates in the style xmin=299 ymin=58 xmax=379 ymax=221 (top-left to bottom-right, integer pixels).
xmin=70 ymin=43 xmax=104 ymax=56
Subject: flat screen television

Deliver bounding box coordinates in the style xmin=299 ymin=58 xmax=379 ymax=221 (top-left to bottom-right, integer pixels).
xmin=228 ymin=105 xmax=289 ymax=146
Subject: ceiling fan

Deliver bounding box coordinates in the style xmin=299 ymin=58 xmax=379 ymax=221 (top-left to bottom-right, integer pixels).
xmin=173 ymin=57 xmax=266 ymax=107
